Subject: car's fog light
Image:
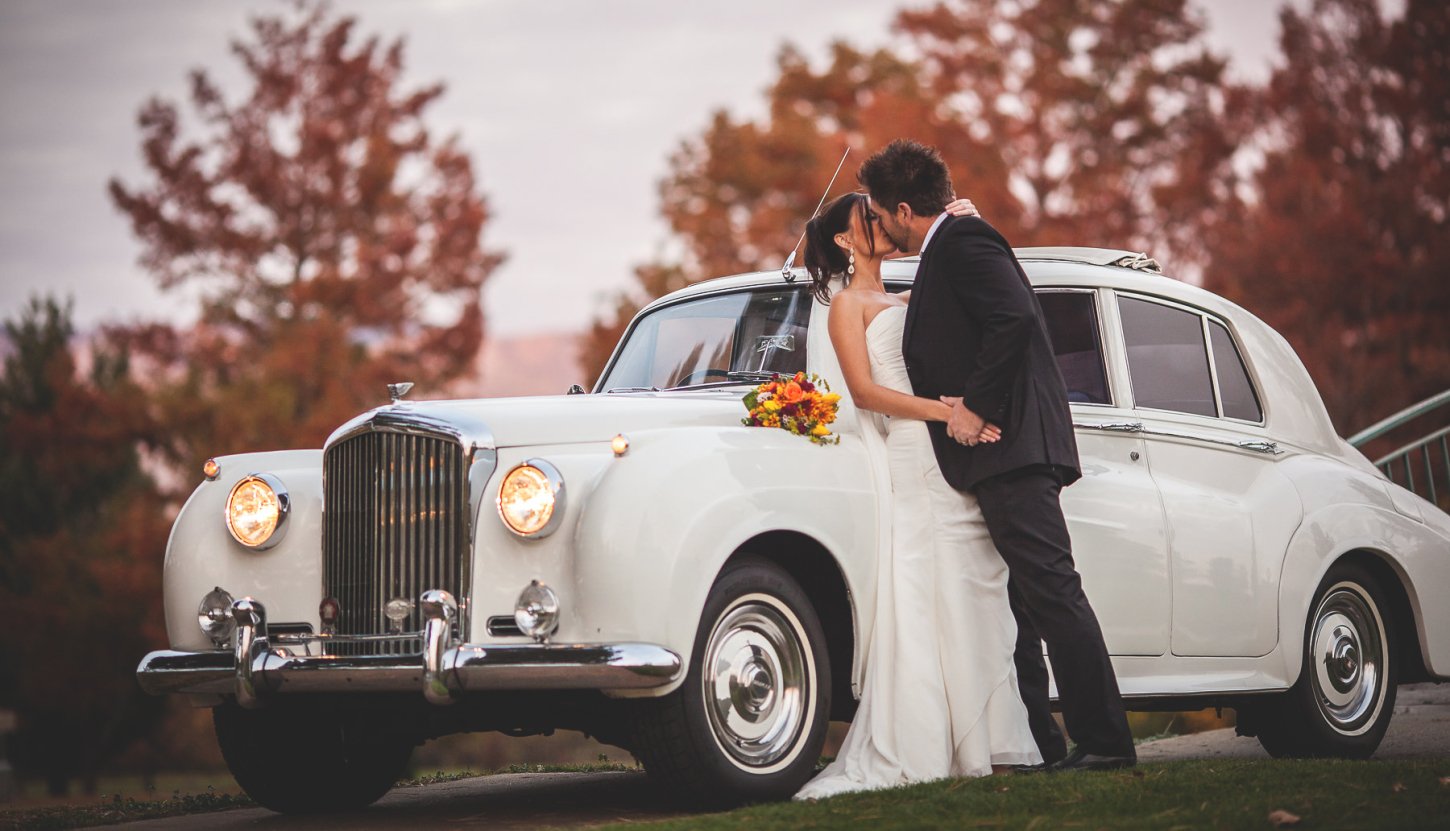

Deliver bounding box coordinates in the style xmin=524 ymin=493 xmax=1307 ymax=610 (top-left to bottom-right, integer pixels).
xmin=514 ymin=580 xmax=560 ymax=641
xmin=198 ymin=587 xmax=236 ymax=646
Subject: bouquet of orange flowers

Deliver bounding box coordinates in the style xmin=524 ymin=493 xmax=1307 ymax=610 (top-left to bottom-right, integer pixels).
xmin=741 ymin=372 xmax=842 ymax=445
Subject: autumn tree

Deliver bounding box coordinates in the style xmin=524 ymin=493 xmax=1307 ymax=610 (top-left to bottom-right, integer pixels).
xmin=1202 ymin=0 xmax=1450 ymax=435
xmin=110 ymin=0 xmax=502 ymax=476
xmin=0 ymin=298 xmax=169 ymax=794
xmin=582 ymin=0 xmax=1238 ymax=382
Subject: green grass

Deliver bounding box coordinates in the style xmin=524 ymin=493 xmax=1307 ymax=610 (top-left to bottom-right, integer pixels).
xmin=6 ymin=759 xmax=1444 ymax=830
xmin=0 ymin=789 xmax=253 ymax=831
xmin=609 ymin=759 xmax=1450 ymax=831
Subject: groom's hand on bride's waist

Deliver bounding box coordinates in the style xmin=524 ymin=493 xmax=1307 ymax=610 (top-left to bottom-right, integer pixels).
xmin=940 ymin=396 xmax=1001 ymax=446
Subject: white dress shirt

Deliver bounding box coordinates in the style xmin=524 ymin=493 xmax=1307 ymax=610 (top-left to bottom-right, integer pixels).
xmin=918 ymin=211 xmax=951 ymax=255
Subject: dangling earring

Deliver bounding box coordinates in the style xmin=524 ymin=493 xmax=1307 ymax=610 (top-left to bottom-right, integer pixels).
xmin=847 ymin=250 xmax=856 ymax=276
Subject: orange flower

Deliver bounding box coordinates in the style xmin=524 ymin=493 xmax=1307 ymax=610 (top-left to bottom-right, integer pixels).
xmin=782 ymin=381 xmax=804 ymax=403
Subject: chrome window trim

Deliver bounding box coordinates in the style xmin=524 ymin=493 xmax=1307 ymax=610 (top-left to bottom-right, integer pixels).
xmin=1202 ymin=315 xmax=1227 ymax=419
xmin=1112 ymin=290 xmax=1269 ymax=429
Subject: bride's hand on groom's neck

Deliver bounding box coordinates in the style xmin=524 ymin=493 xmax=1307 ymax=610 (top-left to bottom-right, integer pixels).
xmin=944 ymin=198 xmax=980 ymax=219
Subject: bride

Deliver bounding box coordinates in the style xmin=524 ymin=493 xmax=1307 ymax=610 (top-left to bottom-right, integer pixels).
xmin=794 ymin=192 xmax=1041 ymax=800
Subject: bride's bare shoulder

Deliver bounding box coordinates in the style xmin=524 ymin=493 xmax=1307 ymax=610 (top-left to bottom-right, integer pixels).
xmin=827 ymin=289 xmax=869 ymax=326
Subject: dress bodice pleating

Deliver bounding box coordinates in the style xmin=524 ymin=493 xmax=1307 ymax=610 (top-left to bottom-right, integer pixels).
xmin=865 ymin=305 xmax=913 ymax=397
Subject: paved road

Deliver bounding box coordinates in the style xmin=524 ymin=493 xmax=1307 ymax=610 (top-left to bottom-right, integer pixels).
xmin=112 ymin=769 xmax=689 ymax=830
xmin=1137 ymin=681 xmax=1450 ymax=762
xmin=114 ymin=683 xmax=1449 ymax=830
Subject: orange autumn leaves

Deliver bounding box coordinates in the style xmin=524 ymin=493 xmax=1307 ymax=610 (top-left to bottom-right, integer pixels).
xmin=742 ymin=372 xmax=842 ymax=445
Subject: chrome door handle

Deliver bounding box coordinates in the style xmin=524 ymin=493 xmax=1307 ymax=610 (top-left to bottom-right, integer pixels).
xmin=1236 ymin=440 xmax=1282 ymax=455
xmin=1074 ymin=421 xmax=1144 ymax=433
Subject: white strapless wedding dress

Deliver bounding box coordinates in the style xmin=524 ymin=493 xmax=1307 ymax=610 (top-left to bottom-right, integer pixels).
xmin=795 ymin=304 xmax=1042 ymax=800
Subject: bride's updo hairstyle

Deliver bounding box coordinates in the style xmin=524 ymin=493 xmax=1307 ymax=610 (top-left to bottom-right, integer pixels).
xmin=803 ymin=192 xmax=875 ymax=304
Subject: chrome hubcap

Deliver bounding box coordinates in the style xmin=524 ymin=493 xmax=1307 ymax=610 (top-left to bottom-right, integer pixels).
xmin=702 ymin=597 xmax=811 ymax=770
xmin=1311 ymin=585 xmax=1384 ymax=733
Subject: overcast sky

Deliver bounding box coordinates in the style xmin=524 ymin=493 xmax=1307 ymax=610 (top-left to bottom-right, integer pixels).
xmin=0 ymin=0 xmax=1339 ymax=338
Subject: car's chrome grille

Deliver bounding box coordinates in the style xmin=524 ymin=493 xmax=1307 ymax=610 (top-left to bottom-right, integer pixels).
xmin=323 ymin=430 xmax=469 ymax=656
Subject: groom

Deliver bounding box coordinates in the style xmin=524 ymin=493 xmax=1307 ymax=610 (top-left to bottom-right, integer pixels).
xmin=859 ymin=139 xmax=1136 ymax=770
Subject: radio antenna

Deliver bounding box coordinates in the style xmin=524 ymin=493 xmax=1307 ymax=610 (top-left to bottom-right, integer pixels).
xmin=781 ymin=146 xmax=851 ymax=283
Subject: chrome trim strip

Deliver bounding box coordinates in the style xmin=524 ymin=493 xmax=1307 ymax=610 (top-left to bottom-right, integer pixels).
xmin=274 ymin=630 xmax=421 ymax=645
xmin=325 ymin=406 xmax=497 ymax=454
xmin=468 ymin=447 xmax=499 ymax=545
xmin=1074 ymin=420 xmax=1281 ymax=454
xmin=1074 ymin=420 xmax=1145 ymax=433
xmin=1202 ymin=314 xmax=1226 ymax=418
xmin=136 ymin=641 xmax=684 ymax=698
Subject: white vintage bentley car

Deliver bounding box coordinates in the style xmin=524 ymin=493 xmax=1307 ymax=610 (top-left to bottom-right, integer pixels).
xmin=137 ymin=247 xmax=1450 ymax=812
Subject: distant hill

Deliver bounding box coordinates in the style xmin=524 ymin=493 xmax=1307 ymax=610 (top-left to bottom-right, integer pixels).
xmin=456 ymin=330 xmax=588 ymax=399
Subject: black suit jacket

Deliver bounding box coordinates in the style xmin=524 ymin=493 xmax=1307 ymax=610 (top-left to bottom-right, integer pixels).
xmin=902 ymin=215 xmax=1082 ymax=491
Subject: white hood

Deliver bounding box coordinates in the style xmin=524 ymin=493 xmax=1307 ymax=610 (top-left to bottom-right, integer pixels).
xmin=332 ymin=390 xmax=749 ymax=450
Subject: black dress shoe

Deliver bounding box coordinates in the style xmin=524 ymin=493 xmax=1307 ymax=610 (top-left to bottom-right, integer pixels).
xmin=1010 ymin=762 xmax=1049 ymax=774
xmin=1046 ymin=746 xmax=1137 ymax=772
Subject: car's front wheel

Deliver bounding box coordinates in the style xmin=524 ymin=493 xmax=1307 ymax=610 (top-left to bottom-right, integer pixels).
xmin=1250 ymin=563 xmax=1397 ymax=759
xmin=213 ymin=702 xmax=415 ymax=813
xmin=629 ymin=556 xmax=831 ymax=806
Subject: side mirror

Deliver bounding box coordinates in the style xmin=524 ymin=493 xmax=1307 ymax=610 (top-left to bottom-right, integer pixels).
xmin=566 ymin=384 xmax=586 ymax=395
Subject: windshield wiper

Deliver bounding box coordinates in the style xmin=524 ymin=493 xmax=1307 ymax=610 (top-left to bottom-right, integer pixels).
xmin=666 ymin=370 xmax=781 ymax=391
xmin=605 ymin=386 xmax=659 ymax=394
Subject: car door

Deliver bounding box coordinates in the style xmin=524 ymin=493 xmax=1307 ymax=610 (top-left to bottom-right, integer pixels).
xmin=1114 ymin=292 xmax=1302 ymax=658
xmin=1039 ymin=289 xmax=1171 ymax=657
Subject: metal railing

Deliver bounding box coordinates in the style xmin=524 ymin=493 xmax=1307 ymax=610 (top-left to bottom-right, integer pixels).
xmin=1348 ymin=389 xmax=1450 ymax=506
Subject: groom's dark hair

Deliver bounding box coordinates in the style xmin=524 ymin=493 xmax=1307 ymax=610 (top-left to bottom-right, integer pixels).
xmin=857 ymin=139 xmax=954 ymax=217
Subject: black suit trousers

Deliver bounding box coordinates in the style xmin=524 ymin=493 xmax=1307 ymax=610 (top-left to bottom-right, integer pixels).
xmin=973 ymin=467 xmax=1134 ymax=759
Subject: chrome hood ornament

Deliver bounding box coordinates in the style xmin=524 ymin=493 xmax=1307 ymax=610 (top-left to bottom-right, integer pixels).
xmin=388 ymin=382 xmax=415 ymax=403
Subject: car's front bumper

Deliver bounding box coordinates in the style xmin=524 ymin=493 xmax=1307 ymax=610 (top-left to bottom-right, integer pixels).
xmin=136 ymin=592 xmax=682 ymax=707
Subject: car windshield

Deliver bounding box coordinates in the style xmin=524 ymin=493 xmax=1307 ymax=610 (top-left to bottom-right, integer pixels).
xmin=597 ymin=288 xmax=811 ymax=392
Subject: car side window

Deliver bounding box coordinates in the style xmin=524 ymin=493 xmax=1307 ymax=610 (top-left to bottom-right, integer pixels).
xmin=1209 ymin=320 xmax=1263 ymax=422
xmin=1118 ymin=296 xmax=1217 ymax=417
xmin=598 ymin=289 xmax=810 ymax=391
xmin=1036 ymin=291 xmax=1110 ymax=405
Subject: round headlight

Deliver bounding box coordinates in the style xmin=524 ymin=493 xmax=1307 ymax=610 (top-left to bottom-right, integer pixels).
xmin=497 ymin=460 xmax=565 ymax=538
xmin=198 ymin=587 xmax=236 ymax=646
xmin=225 ymin=473 xmax=290 ymax=550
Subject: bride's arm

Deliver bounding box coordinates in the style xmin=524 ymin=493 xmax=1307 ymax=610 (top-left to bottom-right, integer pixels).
xmin=828 ymin=296 xmax=953 ymax=422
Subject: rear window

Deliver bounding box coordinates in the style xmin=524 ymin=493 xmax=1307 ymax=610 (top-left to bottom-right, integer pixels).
xmin=1209 ymin=320 xmax=1263 ymax=422
xmin=1118 ymin=296 xmax=1217 ymax=417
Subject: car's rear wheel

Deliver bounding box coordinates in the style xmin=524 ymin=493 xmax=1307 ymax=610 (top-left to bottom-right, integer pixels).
xmin=629 ymin=556 xmax=831 ymax=806
xmin=214 ymin=702 xmax=414 ymax=813
xmin=1252 ymin=563 xmax=1396 ymax=759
